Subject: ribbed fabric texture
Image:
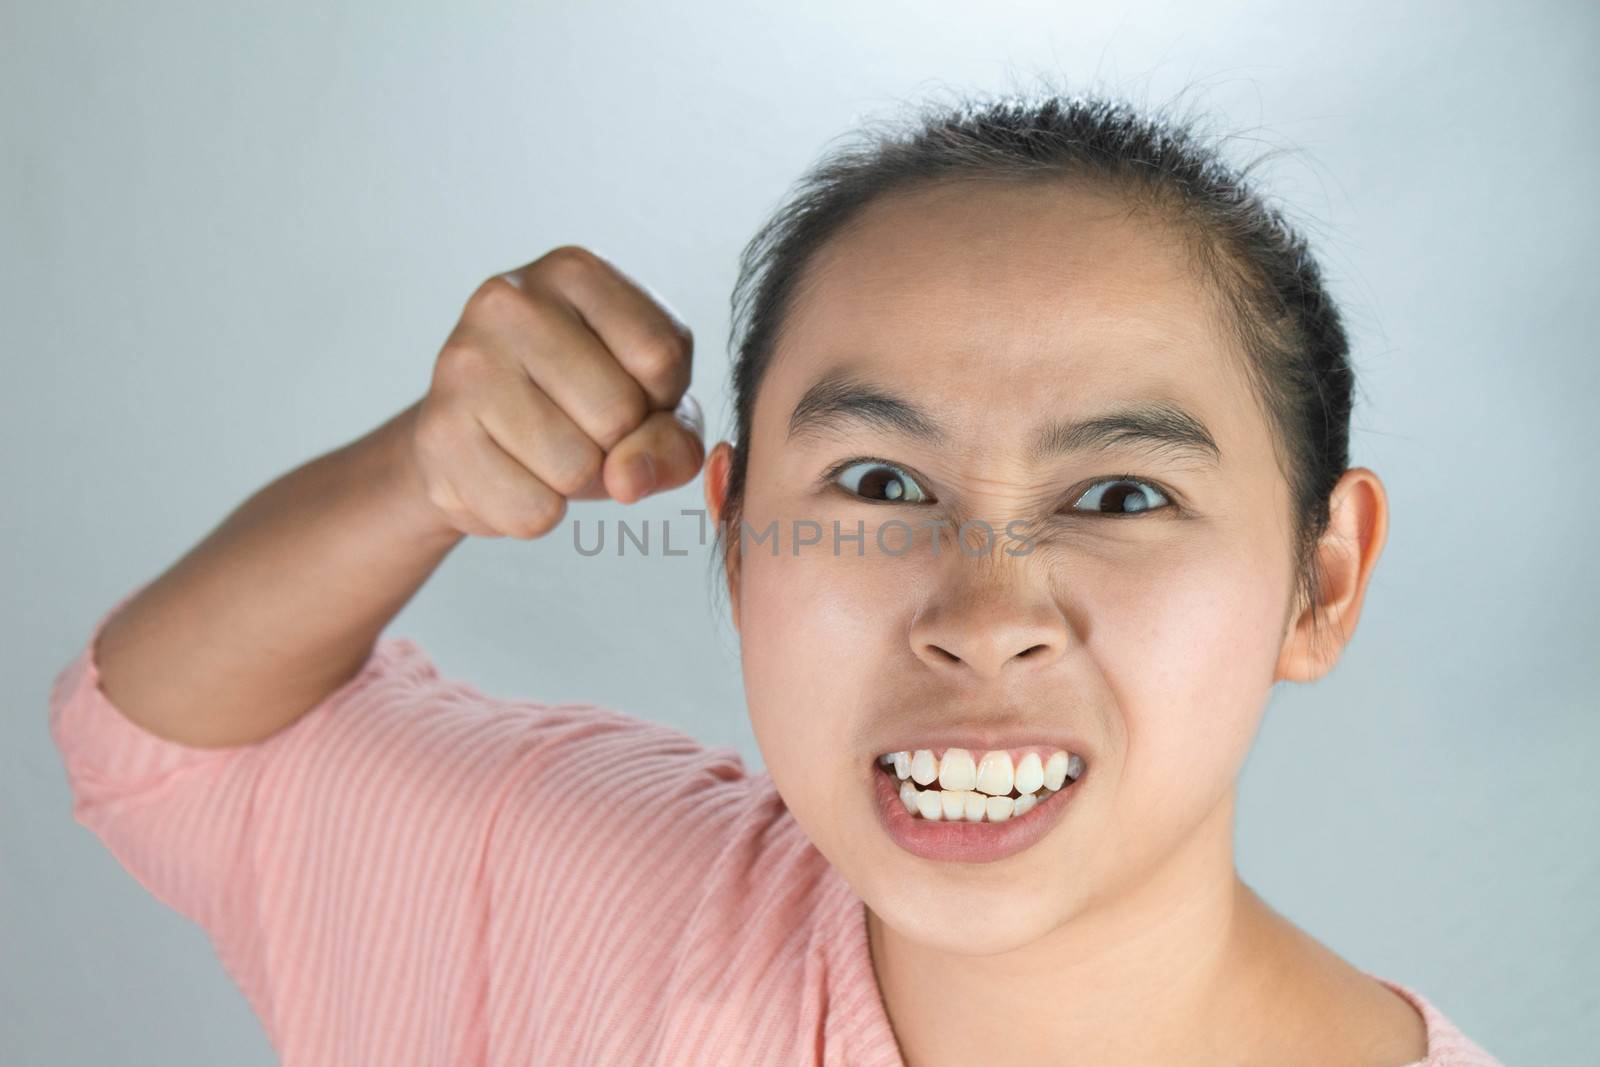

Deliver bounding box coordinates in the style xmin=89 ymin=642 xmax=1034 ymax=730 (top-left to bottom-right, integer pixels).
xmin=48 ymin=586 xmax=1502 ymax=1065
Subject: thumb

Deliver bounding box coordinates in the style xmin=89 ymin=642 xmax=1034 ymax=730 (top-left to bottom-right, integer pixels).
xmin=602 ymin=392 xmax=706 ymax=504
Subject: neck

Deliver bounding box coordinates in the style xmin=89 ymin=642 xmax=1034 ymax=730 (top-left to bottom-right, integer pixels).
xmin=868 ymin=787 xmax=1279 ymax=1066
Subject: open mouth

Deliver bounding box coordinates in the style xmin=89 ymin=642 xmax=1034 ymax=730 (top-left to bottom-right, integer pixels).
xmin=873 ymin=747 xmax=1085 ymax=823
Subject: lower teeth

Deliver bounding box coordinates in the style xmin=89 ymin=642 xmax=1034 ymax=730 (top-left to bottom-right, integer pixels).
xmin=885 ymin=766 xmax=1064 ymax=823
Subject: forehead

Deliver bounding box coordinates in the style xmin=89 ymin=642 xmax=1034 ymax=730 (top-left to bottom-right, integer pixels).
xmin=762 ymin=180 xmax=1251 ymax=448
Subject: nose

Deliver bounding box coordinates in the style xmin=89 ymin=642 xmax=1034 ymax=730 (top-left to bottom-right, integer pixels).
xmin=908 ymin=563 xmax=1070 ymax=680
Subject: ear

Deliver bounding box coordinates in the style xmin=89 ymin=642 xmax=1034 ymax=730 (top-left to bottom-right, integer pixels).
xmin=703 ymin=440 xmax=741 ymax=632
xmin=1275 ymin=467 xmax=1390 ymax=683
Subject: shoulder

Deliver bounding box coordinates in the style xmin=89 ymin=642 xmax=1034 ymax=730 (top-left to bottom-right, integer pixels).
xmin=1364 ymin=976 xmax=1505 ymax=1067
xmin=1271 ymin=953 xmax=1502 ymax=1067
xmin=1236 ymin=895 xmax=1500 ymax=1067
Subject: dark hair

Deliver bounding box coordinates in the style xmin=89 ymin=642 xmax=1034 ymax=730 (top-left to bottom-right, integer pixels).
xmin=709 ymin=84 xmax=1358 ymax=658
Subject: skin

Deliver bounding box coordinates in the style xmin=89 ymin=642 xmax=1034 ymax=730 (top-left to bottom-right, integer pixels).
xmin=700 ymin=179 xmax=1417 ymax=1065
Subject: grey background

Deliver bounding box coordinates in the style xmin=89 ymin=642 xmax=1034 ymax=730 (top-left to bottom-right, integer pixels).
xmin=4 ymin=1 xmax=1594 ymax=1063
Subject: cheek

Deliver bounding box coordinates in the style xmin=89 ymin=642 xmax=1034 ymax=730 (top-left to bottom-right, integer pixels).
xmin=1084 ymin=529 xmax=1289 ymax=824
xmin=736 ymin=544 xmax=902 ymax=834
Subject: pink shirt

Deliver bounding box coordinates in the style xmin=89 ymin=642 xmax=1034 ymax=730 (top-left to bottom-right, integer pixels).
xmin=49 ymin=587 xmax=1503 ymax=1065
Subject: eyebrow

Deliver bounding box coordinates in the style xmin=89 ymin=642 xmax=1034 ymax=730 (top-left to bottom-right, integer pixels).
xmin=786 ymin=370 xmax=1223 ymax=467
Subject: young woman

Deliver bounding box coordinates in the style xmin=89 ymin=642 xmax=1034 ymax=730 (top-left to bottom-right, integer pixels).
xmin=49 ymin=91 xmax=1502 ymax=1065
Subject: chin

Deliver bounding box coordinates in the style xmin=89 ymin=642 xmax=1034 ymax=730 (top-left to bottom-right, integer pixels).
xmin=866 ymin=872 xmax=1074 ymax=957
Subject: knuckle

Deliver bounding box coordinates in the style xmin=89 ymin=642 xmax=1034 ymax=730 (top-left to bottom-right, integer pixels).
xmin=633 ymin=326 xmax=690 ymax=388
xmin=535 ymin=244 xmax=601 ymax=285
xmin=546 ymin=442 xmax=604 ymax=497
xmin=464 ymin=275 xmax=524 ymax=320
xmin=434 ymin=340 xmax=492 ymax=384
xmin=590 ymin=390 xmax=649 ymax=447
xmin=512 ymin=494 xmax=567 ymax=539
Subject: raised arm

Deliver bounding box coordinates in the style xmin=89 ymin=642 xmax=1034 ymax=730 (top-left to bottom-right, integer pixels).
xmin=92 ymin=245 xmax=704 ymax=748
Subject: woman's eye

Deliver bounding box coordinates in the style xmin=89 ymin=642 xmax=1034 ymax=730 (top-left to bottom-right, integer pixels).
xmin=1071 ymin=478 xmax=1170 ymax=516
xmin=833 ymin=460 xmax=929 ymax=503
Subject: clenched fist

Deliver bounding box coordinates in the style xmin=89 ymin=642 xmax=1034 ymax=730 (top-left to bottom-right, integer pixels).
xmin=405 ymin=246 xmax=705 ymax=540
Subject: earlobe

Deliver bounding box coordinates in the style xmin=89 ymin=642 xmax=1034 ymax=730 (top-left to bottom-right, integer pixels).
xmin=703 ymin=442 xmax=742 ymax=632
xmin=1275 ymin=467 xmax=1390 ymax=683
xmin=702 ymin=441 xmax=731 ymax=527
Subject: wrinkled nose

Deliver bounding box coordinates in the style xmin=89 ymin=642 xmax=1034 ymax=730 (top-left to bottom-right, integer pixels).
xmin=908 ymin=575 xmax=1070 ymax=680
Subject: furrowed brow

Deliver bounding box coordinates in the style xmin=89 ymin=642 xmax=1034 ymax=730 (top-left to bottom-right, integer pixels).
xmin=786 ymin=369 xmax=1221 ymax=468
xmin=786 ymin=371 xmax=947 ymax=446
xmin=1026 ymin=402 xmax=1222 ymax=468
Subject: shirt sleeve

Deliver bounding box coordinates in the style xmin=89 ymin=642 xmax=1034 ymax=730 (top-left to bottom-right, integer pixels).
xmin=46 ymin=583 xmax=751 ymax=1060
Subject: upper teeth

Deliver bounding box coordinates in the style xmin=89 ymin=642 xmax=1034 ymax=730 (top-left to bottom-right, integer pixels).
xmin=877 ymin=747 xmax=1085 ymax=794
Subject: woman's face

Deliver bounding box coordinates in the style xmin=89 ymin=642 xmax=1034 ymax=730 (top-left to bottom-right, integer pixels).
xmin=709 ymin=180 xmax=1305 ymax=956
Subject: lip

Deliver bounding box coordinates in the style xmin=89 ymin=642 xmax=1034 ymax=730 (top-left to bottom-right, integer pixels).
xmin=871 ymin=763 xmax=1081 ymax=864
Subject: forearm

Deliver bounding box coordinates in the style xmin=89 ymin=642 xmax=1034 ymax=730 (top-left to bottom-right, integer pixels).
xmin=92 ymin=400 xmax=464 ymax=748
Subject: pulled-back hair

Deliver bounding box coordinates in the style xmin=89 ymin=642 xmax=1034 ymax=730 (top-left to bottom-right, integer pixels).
xmin=711 ymin=83 xmax=1357 ymax=655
